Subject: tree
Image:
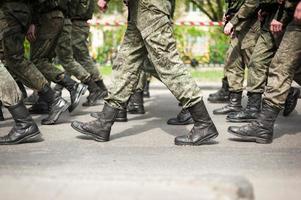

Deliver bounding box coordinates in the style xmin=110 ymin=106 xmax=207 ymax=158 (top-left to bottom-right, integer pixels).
xmin=189 ymin=0 xmax=225 ymax=21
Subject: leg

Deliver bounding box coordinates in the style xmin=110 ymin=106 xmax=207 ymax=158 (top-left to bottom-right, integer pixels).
xmin=229 ymin=22 xmax=301 ymax=144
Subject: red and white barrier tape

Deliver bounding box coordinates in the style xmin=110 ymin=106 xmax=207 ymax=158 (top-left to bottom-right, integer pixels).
xmin=89 ymin=20 xmax=224 ymax=27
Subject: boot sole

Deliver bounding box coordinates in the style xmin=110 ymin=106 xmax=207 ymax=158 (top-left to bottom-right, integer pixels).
xmin=226 ymin=118 xmax=257 ymax=123
xmin=228 ymin=129 xmax=272 ymax=144
xmin=167 ymin=119 xmax=194 ymax=125
xmin=213 ymin=109 xmax=242 ymax=115
xmin=42 ymin=103 xmax=70 ymax=125
xmin=71 ymin=123 xmax=109 ymax=142
xmin=175 ymin=133 xmax=218 ymax=146
xmin=0 ymin=131 xmax=41 ymax=145
xmin=69 ymin=85 xmax=88 ymax=112
xmin=115 ymin=118 xmax=128 ymax=122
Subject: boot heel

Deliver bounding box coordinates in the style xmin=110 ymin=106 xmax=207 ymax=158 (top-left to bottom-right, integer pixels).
xmin=255 ymin=138 xmax=272 ymax=144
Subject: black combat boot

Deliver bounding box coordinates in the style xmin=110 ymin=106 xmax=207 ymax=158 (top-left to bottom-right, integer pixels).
xmin=38 ymin=85 xmax=70 ymax=125
xmin=0 ymin=102 xmax=4 ymax=121
xmin=0 ymin=102 xmax=41 ymax=145
xmin=16 ymin=80 xmax=28 ymax=99
xmin=143 ymin=80 xmax=150 ymax=98
xmin=53 ymin=84 xmax=64 ymax=97
xmin=227 ymin=92 xmax=262 ymax=122
xmin=95 ymin=79 xmax=108 ymax=97
xmin=83 ymin=78 xmax=108 ymax=107
xmin=57 ymin=75 xmax=87 ymax=112
xmin=24 ymin=91 xmax=39 ymax=105
xmin=71 ymin=104 xmax=119 ymax=142
xmin=283 ymin=87 xmax=300 ymax=116
xmin=167 ymin=108 xmax=194 ymax=125
xmin=128 ymin=91 xmax=145 ymax=114
xmin=213 ymin=91 xmax=242 ymax=115
xmin=228 ymin=101 xmax=280 ymax=144
xmin=207 ymin=78 xmax=230 ymax=103
xmin=91 ymin=109 xmax=128 ymax=122
xmin=28 ymin=97 xmax=50 ymax=114
xmin=175 ymin=101 xmax=219 ymax=146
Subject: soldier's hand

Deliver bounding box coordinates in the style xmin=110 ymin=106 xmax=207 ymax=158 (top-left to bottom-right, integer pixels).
xmin=224 ymin=22 xmax=234 ymax=36
xmin=270 ymin=19 xmax=283 ymax=34
xmin=98 ymin=0 xmax=108 ymax=12
xmin=294 ymin=1 xmax=301 ymax=23
xmin=277 ymin=0 xmax=286 ymax=4
xmin=26 ymin=24 xmax=36 ymax=43
xmin=123 ymin=0 xmax=129 ymax=6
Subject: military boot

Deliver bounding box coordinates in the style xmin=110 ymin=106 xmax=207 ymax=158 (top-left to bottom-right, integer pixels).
xmin=24 ymin=91 xmax=39 ymax=105
xmin=0 ymin=102 xmax=41 ymax=145
xmin=57 ymin=75 xmax=87 ymax=112
xmin=28 ymin=96 xmax=49 ymax=114
xmin=53 ymin=84 xmax=64 ymax=97
xmin=228 ymin=101 xmax=280 ymax=144
xmin=95 ymin=80 xmax=108 ymax=97
xmin=167 ymin=108 xmax=194 ymax=125
xmin=213 ymin=91 xmax=242 ymax=115
xmin=175 ymin=101 xmax=219 ymax=146
xmin=283 ymin=87 xmax=300 ymax=116
xmin=16 ymin=80 xmax=28 ymax=99
xmin=38 ymin=85 xmax=70 ymax=125
xmin=227 ymin=92 xmax=262 ymax=123
xmin=128 ymin=91 xmax=145 ymax=114
xmin=207 ymin=78 xmax=230 ymax=103
xmin=83 ymin=78 xmax=108 ymax=107
xmin=143 ymin=80 xmax=150 ymax=98
xmin=91 ymin=109 xmax=128 ymax=122
xmin=0 ymin=102 xmax=4 ymax=121
xmin=71 ymin=104 xmax=119 ymax=142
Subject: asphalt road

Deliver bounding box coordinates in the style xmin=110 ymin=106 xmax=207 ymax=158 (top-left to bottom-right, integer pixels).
xmin=0 ymin=81 xmax=301 ymax=200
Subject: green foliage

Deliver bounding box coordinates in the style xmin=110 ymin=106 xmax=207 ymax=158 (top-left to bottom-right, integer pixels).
xmin=208 ymin=27 xmax=230 ymax=64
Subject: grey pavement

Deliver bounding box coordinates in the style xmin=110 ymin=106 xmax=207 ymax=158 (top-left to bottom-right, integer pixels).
xmin=0 ymin=81 xmax=301 ymax=200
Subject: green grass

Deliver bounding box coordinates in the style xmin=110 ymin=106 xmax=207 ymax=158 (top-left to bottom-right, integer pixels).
xmin=99 ymin=65 xmax=224 ymax=81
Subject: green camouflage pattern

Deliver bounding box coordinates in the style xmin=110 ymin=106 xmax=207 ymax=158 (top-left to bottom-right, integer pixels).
xmin=0 ymin=63 xmax=22 ymax=107
xmin=71 ymin=20 xmax=103 ymax=81
xmin=106 ymin=0 xmax=202 ymax=109
xmin=264 ymin=22 xmax=301 ymax=108
xmin=30 ymin=10 xmax=66 ymax=83
xmin=56 ymin=18 xmax=91 ymax=82
xmin=0 ymin=2 xmax=49 ymax=91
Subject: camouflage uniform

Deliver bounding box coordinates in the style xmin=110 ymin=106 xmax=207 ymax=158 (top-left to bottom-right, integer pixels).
xmin=30 ymin=3 xmax=66 ymax=83
xmin=70 ymin=0 xmax=103 ymax=81
xmin=56 ymin=18 xmax=91 ymax=82
xmin=264 ymin=3 xmax=301 ymax=108
xmin=225 ymin=0 xmax=260 ymax=92
xmin=0 ymin=1 xmax=49 ymax=91
xmin=106 ymin=0 xmax=202 ymax=109
xmin=0 ymin=63 xmax=22 ymax=107
xmin=245 ymin=2 xmax=285 ymax=94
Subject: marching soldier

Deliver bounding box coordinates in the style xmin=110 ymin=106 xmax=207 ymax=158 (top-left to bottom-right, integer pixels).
xmin=228 ymin=0 xmax=301 ymax=144
xmin=71 ymin=0 xmax=219 ymax=146
xmin=1 ymin=0 xmax=70 ymax=125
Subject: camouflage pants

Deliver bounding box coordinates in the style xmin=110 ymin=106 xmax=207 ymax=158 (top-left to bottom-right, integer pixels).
xmin=106 ymin=0 xmax=202 ymax=109
xmin=0 ymin=3 xmax=48 ymax=91
xmin=0 ymin=63 xmax=22 ymax=107
xmin=56 ymin=18 xmax=90 ymax=82
xmin=136 ymin=58 xmax=160 ymax=91
xmin=264 ymin=22 xmax=301 ymax=108
xmin=246 ymin=30 xmax=281 ymax=93
xmin=225 ymin=20 xmax=260 ymax=92
xmin=72 ymin=20 xmax=102 ymax=81
xmin=30 ymin=10 xmax=65 ymax=83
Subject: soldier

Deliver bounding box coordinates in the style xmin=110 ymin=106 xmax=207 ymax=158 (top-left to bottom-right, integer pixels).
xmin=225 ymin=0 xmax=290 ymax=123
xmin=27 ymin=0 xmax=87 ymax=113
xmin=71 ymin=0 xmax=219 ymax=146
xmin=0 ymin=62 xmax=41 ymax=145
xmin=167 ymin=0 xmax=260 ymax=125
xmin=54 ymin=0 xmax=107 ymax=107
xmin=1 ymin=0 xmax=70 ymax=125
xmin=228 ymin=0 xmax=301 ymax=144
